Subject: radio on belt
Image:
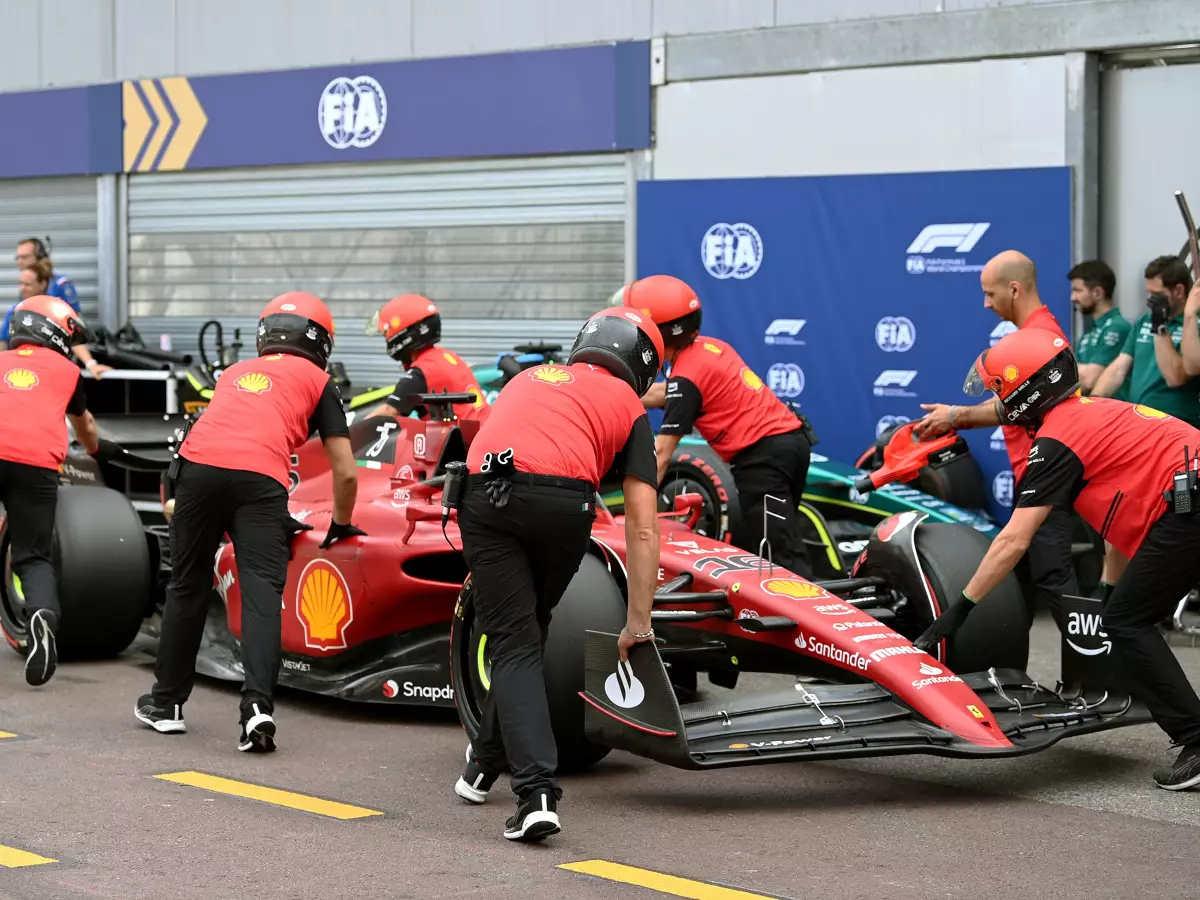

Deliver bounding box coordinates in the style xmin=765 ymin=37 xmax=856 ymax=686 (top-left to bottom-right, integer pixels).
xmin=1164 ymin=445 xmax=1200 ymax=515
xmin=441 ymin=460 xmax=466 ymax=524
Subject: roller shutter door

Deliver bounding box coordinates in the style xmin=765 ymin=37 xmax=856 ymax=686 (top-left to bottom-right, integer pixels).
xmin=0 ymin=177 xmax=99 ymax=324
xmin=127 ymin=154 xmax=629 ymax=390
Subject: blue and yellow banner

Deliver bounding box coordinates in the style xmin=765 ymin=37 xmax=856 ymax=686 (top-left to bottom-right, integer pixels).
xmin=122 ymin=78 xmax=208 ymax=173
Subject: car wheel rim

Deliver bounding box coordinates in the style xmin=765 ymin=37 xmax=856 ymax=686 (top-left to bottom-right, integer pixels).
xmin=660 ymin=474 xmax=720 ymax=537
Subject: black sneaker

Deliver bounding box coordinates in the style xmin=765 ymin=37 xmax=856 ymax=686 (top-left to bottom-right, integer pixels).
xmin=455 ymin=742 xmax=499 ymax=804
xmin=503 ymin=789 xmax=560 ymax=842
xmin=24 ymin=609 xmax=58 ymax=687
xmin=134 ymin=694 xmax=186 ymax=734
xmin=1153 ymin=743 xmax=1200 ymax=791
xmin=238 ymin=701 xmax=276 ymax=753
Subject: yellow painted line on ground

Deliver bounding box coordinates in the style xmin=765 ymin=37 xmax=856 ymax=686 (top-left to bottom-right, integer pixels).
xmin=153 ymin=771 xmax=383 ymax=820
xmin=559 ymin=860 xmax=782 ymax=899
xmin=0 ymin=845 xmax=56 ymax=868
xmin=0 ymin=731 xmax=17 ymax=739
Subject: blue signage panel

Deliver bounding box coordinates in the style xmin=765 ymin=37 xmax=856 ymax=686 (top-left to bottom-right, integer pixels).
xmin=122 ymin=41 xmax=650 ymax=173
xmin=636 ymin=167 xmax=1073 ymax=523
xmin=0 ymin=84 xmax=121 ymax=179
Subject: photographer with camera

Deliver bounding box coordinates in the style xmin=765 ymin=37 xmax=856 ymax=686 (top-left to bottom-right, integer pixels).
xmin=1092 ymin=256 xmax=1200 ymax=427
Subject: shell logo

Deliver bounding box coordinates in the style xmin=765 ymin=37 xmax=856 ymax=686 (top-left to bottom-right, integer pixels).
xmin=296 ymin=559 xmax=353 ymax=651
xmin=235 ymin=372 xmax=273 ymax=394
xmin=529 ymin=365 xmax=574 ymax=385
xmin=761 ymin=578 xmax=826 ymax=599
xmin=703 ymin=342 xmax=722 ymax=355
xmin=466 ymin=384 xmax=484 ymax=408
xmin=16 ymin=348 xmax=32 ymax=357
xmin=263 ymin=354 xmax=284 ymax=361
xmin=741 ymin=368 xmax=764 ymax=391
xmin=1134 ymin=404 xmax=1168 ymax=420
xmin=4 ymin=368 xmax=38 ymax=391
xmin=1002 ymin=365 xmax=1019 ymax=382
xmin=443 ymin=352 xmax=458 ymax=366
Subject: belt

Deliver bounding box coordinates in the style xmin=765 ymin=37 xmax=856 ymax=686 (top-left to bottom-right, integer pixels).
xmin=466 ymin=471 xmax=595 ymax=493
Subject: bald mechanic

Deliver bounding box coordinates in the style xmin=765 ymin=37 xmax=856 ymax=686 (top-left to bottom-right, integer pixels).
xmin=914 ymin=250 xmax=1079 ymax=622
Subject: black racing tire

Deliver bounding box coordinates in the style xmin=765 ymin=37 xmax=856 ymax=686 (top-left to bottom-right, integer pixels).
xmin=0 ymin=485 xmax=151 ymax=660
xmin=661 ymin=443 xmax=742 ymax=541
xmin=911 ymin=522 xmax=1030 ymax=672
xmin=450 ymin=551 xmax=626 ymax=772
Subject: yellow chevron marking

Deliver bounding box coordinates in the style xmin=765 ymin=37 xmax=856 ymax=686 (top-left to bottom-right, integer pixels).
xmin=158 ymin=77 xmax=208 ymax=171
xmin=122 ymin=81 xmax=152 ymax=171
xmin=137 ymin=79 xmax=171 ymax=173
xmin=0 ymin=845 xmax=56 ymax=868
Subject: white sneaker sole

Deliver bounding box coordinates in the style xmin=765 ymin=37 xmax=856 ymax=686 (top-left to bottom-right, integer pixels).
xmin=134 ymin=707 xmax=186 ymax=734
xmin=455 ymin=777 xmax=488 ymax=804
xmin=1155 ymin=770 xmax=1200 ymax=791
xmin=238 ymin=710 xmax=277 ymax=753
xmin=504 ymin=810 xmax=560 ymax=841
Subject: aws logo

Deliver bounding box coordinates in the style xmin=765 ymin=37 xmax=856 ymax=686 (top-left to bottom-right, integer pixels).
xmin=235 ymin=372 xmax=273 ymax=394
xmin=296 ymin=559 xmax=353 ymax=651
xmin=740 ymin=368 xmax=764 ymax=391
xmin=4 ymin=368 xmax=38 ymax=390
xmin=529 ymin=365 xmax=573 ymax=385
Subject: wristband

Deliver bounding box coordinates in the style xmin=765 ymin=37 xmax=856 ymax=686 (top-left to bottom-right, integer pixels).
xmin=624 ymin=627 xmax=654 ymax=640
xmin=948 ymin=405 xmax=957 ymax=428
xmin=962 ymin=590 xmax=978 ymax=605
xmin=85 ymin=359 xmax=99 ymax=370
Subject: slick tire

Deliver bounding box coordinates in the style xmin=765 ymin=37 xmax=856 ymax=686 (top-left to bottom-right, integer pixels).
xmin=912 ymin=522 xmax=1030 ymax=672
xmin=0 ymin=485 xmax=150 ymax=660
xmin=450 ymin=551 xmax=625 ymax=772
xmin=660 ymin=443 xmax=743 ymax=542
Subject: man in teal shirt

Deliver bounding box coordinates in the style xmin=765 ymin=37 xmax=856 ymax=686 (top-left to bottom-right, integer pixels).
xmin=1069 ymin=259 xmax=1131 ymax=399
xmin=1093 ymin=255 xmax=1200 ymax=426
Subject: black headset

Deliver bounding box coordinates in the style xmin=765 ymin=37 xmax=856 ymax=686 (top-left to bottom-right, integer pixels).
xmin=21 ymin=236 xmax=51 ymax=260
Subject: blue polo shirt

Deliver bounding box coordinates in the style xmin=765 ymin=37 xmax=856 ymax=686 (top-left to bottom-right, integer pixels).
xmin=2 ymin=273 xmax=79 ymax=342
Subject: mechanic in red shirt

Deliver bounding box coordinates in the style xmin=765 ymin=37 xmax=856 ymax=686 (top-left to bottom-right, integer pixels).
xmin=915 ymin=326 xmax=1200 ymax=790
xmin=914 ymin=250 xmax=1083 ymax=621
xmin=368 ymin=294 xmax=490 ymax=422
xmin=0 ymin=296 xmax=101 ymax=686
xmin=134 ymin=292 xmax=363 ymax=753
xmin=452 ymin=307 xmax=663 ymax=842
xmin=622 ymin=274 xmax=813 ymax=577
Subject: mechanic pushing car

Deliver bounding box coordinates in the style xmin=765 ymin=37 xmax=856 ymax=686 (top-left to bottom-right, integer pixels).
xmin=0 ymin=296 xmax=101 ymax=686
xmin=366 ymin=293 xmax=490 ymax=421
xmin=914 ymin=326 xmax=1200 ymax=790
xmin=915 ymin=250 xmax=1082 ymax=620
xmin=451 ymin=307 xmax=664 ymax=842
xmin=134 ymin=292 xmax=365 ymax=753
xmin=620 ymin=274 xmax=814 ymax=577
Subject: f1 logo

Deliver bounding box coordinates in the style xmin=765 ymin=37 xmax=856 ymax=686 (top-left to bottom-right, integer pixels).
xmin=906 ymin=223 xmax=990 ymax=254
xmin=874 ymin=370 xmax=917 ymax=388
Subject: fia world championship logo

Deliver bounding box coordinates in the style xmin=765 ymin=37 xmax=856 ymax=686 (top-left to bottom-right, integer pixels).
xmin=319 ymin=76 xmax=387 ymax=149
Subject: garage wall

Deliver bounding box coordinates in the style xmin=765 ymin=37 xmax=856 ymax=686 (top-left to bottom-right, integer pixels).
xmin=653 ymin=55 xmax=1068 ymax=180
xmin=1099 ymin=60 xmax=1200 ymax=320
xmin=126 ymin=154 xmax=628 ymax=388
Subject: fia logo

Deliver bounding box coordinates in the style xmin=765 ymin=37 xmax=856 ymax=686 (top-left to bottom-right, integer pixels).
xmin=993 ymin=470 xmax=1014 ymax=507
xmin=767 ymin=363 xmax=804 ymax=398
xmin=875 ymin=316 xmax=915 ymax=352
xmin=702 ymin=223 xmax=763 ymax=280
xmin=319 ymin=75 xmax=387 ymax=149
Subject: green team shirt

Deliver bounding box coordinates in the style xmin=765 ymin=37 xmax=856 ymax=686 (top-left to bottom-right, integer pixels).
xmin=1120 ymin=312 xmax=1200 ymax=426
xmin=1077 ymin=308 xmax=1132 ymax=400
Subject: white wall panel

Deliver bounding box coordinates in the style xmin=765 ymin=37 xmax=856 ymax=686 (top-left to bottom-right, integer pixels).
xmin=0 ymin=3 xmax=40 ymax=92
xmin=285 ymin=0 xmax=413 ymax=67
xmin=1100 ymin=62 xmax=1200 ymax=320
xmin=653 ymin=56 xmax=1067 ymax=180
xmin=652 ymin=0 xmax=774 ymax=36
xmin=114 ymin=0 xmax=177 ymax=81
xmin=176 ymin=0 xmax=293 ymax=75
xmin=37 ymin=0 xmax=113 ymax=87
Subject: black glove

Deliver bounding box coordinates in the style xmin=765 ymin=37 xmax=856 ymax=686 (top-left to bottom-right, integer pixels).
xmin=319 ymin=521 xmax=367 ymax=548
xmin=285 ymin=516 xmax=314 ymax=537
xmin=913 ymin=592 xmax=978 ymax=652
xmin=1149 ymin=292 xmax=1172 ymax=333
xmin=89 ymin=437 xmax=123 ymax=463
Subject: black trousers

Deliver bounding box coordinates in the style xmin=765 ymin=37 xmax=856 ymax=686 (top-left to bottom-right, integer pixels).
xmin=0 ymin=460 xmax=59 ymax=621
xmin=458 ymin=476 xmax=595 ymax=799
xmin=1015 ymin=505 xmax=1079 ymax=627
xmin=729 ymin=429 xmax=813 ymax=578
xmin=152 ymin=461 xmax=290 ymax=712
xmin=1104 ymin=509 xmax=1200 ymax=746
